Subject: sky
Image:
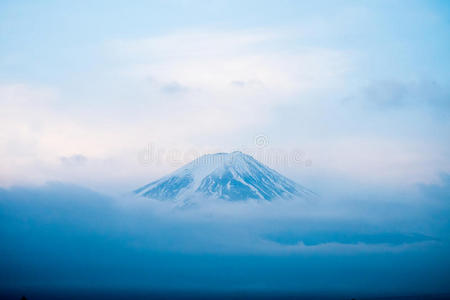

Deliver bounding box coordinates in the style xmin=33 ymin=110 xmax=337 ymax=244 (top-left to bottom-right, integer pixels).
xmin=1 ymin=0 xmax=450 ymax=296
xmin=1 ymin=0 xmax=450 ymax=193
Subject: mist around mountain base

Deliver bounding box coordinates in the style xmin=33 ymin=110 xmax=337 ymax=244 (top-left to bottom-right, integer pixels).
xmin=1 ymin=173 xmax=450 ymax=295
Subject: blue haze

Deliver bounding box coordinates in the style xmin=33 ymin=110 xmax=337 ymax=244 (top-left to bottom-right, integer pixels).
xmin=1 ymin=177 xmax=450 ymax=296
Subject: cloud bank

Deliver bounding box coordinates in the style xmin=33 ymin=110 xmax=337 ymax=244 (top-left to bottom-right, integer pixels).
xmin=1 ymin=176 xmax=449 ymax=293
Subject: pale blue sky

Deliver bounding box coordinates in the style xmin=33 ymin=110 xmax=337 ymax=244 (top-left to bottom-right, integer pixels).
xmin=1 ymin=1 xmax=449 ymax=82
xmin=0 ymin=0 xmax=449 ymax=191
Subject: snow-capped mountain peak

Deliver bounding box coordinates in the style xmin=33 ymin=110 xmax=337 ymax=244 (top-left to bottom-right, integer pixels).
xmin=135 ymin=151 xmax=315 ymax=202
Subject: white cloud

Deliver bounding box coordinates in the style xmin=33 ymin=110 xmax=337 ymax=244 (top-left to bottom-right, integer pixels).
xmin=110 ymin=29 xmax=351 ymax=99
xmin=1 ymin=28 xmax=449 ymax=191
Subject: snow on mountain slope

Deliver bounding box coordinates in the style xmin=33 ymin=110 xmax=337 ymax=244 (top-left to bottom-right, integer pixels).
xmin=135 ymin=151 xmax=315 ymax=202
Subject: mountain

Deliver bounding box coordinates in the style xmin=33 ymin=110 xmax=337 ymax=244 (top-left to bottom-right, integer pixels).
xmin=135 ymin=151 xmax=315 ymax=202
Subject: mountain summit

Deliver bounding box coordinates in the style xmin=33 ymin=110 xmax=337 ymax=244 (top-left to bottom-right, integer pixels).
xmin=135 ymin=151 xmax=314 ymax=203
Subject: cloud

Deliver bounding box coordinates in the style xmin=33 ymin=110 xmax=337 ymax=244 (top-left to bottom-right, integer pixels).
xmin=1 ymin=180 xmax=450 ymax=292
xmin=0 ymin=30 xmax=354 ymax=190
xmin=265 ymin=232 xmax=436 ymax=247
xmin=60 ymin=154 xmax=87 ymax=166
xmin=230 ymin=80 xmax=246 ymax=87
xmin=230 ymin=79 xmax=264 ymax=88
xmin=110 ymin=29 xmax=350 ymax=97
xmin=349 ymin=80 xmax=450 ymax=112
xmin=363 ymin=80 xmax=408 ymax=108
xmin=1 ymin=28 xmax=449 ymax=191
xmin=160 ymin=81 xmax=188 ymax=94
